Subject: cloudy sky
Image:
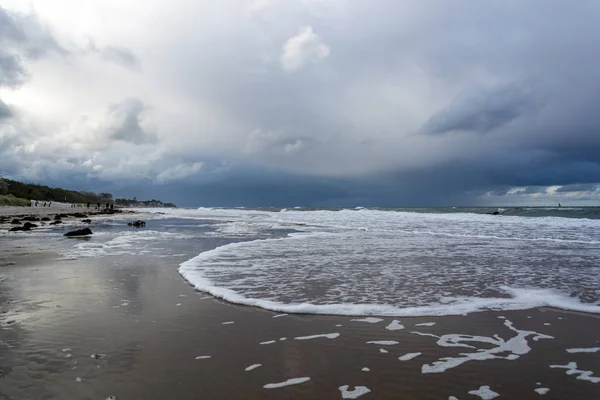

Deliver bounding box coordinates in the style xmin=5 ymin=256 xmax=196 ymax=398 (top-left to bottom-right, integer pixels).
xmin=1 ymin=0 xmax=600 ymax=206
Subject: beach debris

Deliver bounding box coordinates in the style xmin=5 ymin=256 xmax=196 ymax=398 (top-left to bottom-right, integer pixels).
xmin=415 ymin=322 xmax=436 ymax=327
xmin=106 ymin=396 xmax=116 ymax=400
xmin=379 ymin=349 xmax=388 ymax=353
xmin=544 ymin=323 xmax=551 ymax=326
xmin=339 ymin=385 xmax=372 ymax=399
xmin=245 ymin=364 xmax=262 ymax=371
xmin=417 ymin=319 xmax=553 ymax=374
xmin=195 ymin=356 xmax=211 ymax=359
xmin=351 ymin=317 xmax=383 ymax=324
xmin=295 ymin=333 xmax=340 ymax=340
xmin=566 ymin=347 xmax=600 ymax=353
xmin=399 ymin=352 xmax=422 ymax=361
xmin=127 ymin=220 xmax=146 ymax=228
xmin=90 ymin=353 xmax=106 ymax=360
xmin=534 ymin=388 xmax=550 ymax=395
xmin=76 ymin=377 xmax=82 ymax=382
xmin=550 ymin=362 xmax=600 ymax=383
xmin=361 ymin=367 xmax=370 ymax=372
xmin=263 ymin=377 xmax=311 ymax=389
xmin=64 ymin=228 xmax=93 ymax=237
xmin=366 ymin=340 xmax=398 ymax=345
xmin=385 ymin=320 xmax=404 ymax=330
xmin=468 ymin=385 xmax=499 ymax=399
xmin=221 ymin=321 xmax=234 ymax=325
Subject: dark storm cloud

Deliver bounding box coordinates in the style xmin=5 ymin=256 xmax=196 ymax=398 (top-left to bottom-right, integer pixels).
xmin=0 ymin=5 xmax=65 ymax=90
xmin=421 ymin=84 xmax=535 ymax=135
xmin=105 ymin=98 xmax=157 ymax=145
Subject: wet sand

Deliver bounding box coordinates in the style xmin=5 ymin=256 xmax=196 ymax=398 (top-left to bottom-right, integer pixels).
xmin=1 ymin=241 xmax=600 ymax=399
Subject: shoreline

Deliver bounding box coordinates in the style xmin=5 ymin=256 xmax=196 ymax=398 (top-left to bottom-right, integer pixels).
xmin=2 ymin=238 xmax=600 ymax=399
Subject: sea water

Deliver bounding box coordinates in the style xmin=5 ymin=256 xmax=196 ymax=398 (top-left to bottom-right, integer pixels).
xmin=57 ymin=207 xmax=600 ymax=316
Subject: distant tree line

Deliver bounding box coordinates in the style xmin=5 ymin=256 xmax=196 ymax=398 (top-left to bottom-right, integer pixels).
xmin=1 ymin=178 xmax=110 ymax=204
xmin=114 ymin=198 xmax=177 ymax=208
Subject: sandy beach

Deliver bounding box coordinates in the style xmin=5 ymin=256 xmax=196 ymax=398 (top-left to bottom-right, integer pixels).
xmin=1 ymin=217 xmax=599 ymax=399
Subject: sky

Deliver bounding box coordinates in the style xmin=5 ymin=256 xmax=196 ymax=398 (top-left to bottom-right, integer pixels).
xmin=1 ymin=0 xmax=600 ymax=207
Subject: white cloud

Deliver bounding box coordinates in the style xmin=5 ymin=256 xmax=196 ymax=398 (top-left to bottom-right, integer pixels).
xmin=280 ymin=26 xmax=330 ymax=72
xmin=155 ymin=162 xmax=204 ymax=183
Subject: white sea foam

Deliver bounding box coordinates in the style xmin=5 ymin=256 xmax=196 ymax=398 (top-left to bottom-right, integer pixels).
xmin=134 ymin=206 xmax=600 ymax=318
xmin=550 ymin=362 xmax=600 ymax=383
xmin=351 ymin=318 xmax=383 ymax=323
xmin=221 ymin=321 xmax=234 ymax=325
xmin=468 ymin=386 xmax=499 ymax=399
xmin=295 ymin=333 xmax=340 ymax=340
xmin=566 ymin=347 xmax=600 ymax=353
xmin=361 ymin=367 xmax=369 ymax=372
xmin=415 ymin=322 xmax=436 ymax=327
xmin=385 ymin=320 xmax=404 ymax=330
xmin=260 ymin=340 xmax=276 ymax=345
xmin=399 ymin=352 xmax=421 ymax=361
xmin=419 ymin=319 xmax=553 ymax=374
xmin=273 ymin=314 xmax=288 ymax=318
xmin=535 ymin=388 xmax=550 ymax=395
xmin=263 ymin=377 xmax=311 ymax=389
xmin=379 ymin=348 xmax=388 ymax=353
xmin=195 ymin=356 xmax=211 ymax=359
xmin=245 ymin=364 xmax=262 ymax=371
xmin=339 ymin=385 xmax=372 ymax=399
xmin=366 ymin=340 xmax=398 ymax=345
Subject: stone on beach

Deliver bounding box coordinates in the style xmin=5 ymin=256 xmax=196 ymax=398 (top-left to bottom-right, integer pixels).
xmin=64 ymin=228 xmax=93 ymax=237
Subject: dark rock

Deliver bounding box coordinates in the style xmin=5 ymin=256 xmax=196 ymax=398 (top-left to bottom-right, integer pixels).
xmin=22 ymin=216 xmax=40 ymax=222
xmin=81 ymin=219 xmax=92 ymax=224
xmin=127 ymin=220 xmax=146 ymax=228
xmin=71 ymin=213 xmax=88 ymax=218
xmin=64 ymin=228 xmax=93 ymax=237
xmin=49 ymin=220 xmax=62 ymax=225
xmin=23 ymin=222 xmax=37 ymax=229
xmin=41 ymin=217 xmax=51 ymax=221
xmin=10 ymin=219 xmax=20 ymax=225
xmin=9 ymin=226 xmax=30 ymax=232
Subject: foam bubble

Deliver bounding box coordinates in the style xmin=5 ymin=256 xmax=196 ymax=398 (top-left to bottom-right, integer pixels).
xmin=419 ymin=319 xmax=553 ymax=374
xmin=550 ymin=362 xmax=600 ymax=383
xmin=245 ymin=364 xmax=262 ymax=371
xmin=535 ymin=388 xmax=550 ymax=395
xmin=295 ymin=333 xmax=340 ymax=340
xmin=385 ymin=320 xmax=404 ymax=330
xmin=339 ymin=385 xmax=372 ymax=399
xmin=263 ymin=377 xmax=311 ymax=389
xmin=468 ymin=386 xmax=499 ymax=399
xmin=366 ymin=340 xmax=398 ymax=345
xmin=566 ymin=347 xmax=600 ymax=353
xmin=399 ymin=352 xmax=421 ymax=361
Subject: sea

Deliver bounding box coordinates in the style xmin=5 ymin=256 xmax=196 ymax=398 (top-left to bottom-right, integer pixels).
xmin=9 ymin=206 xmax=600 ymax=317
